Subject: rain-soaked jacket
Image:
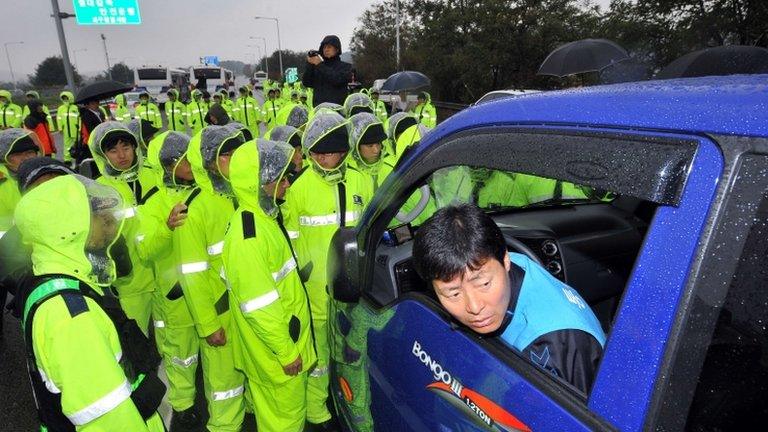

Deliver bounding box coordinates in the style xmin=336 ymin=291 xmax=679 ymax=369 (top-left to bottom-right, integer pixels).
xmin=186 ymin=90 xmax=208 ymax=135
xmin=89 ymin=122 xmax=157 ymax=329
xmin=343 ymin=93 xmax=373 ymax=118
xmin=347 ymin=112 xmax=393 ymax=191
xmin=21 ymin=91 xmax=54 ymax=131
xmin=14 ymin=175 xmax=165 ymax=432
xmin=57 ymin=91 xmax=81 ymax=141
xmin=411 ymin=92 xmax=437 ymax=128
xmin=0 ymin=90 xmax=23 ymax=129
xmin=233 ymin=91 xmax=260 ymax=138
xmin=261 ymin=97 xmax=283 ymax=131
xmin=134 ymin=97 xmax=162 ymax=130
xmin=164 ymin=89 xmax=187 ymax=132
xmin=275 ymin=103 xmax=309 ymax=129
xmin=283 ymin=113 xmax=374 ymax=322
xmin=302 ymin=35 xmax=352 ymax=107
xmin=223 ymin=139 xmax=317 ymax=385
xmin=175 ymin=125 xmax=244 ymax=337
xmin=0 ymin=128 xmax=33 ymax=235
xmin=114 ymin=94 xmax=133 ymax=123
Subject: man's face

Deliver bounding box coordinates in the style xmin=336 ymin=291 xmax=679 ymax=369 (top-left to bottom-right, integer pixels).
xmin=323 ymin=44 xmax=338 ymax=58
xmin=168 ymin=93 xmax=176 ymax=102
xmin=418 ymin=97 xmax=426 ymax=104
xmin=87 ymin=212 xmax=119 ymax=251
xmin=87 ymin=100 xmax=100 ymax=110
xmin=173 ymin=157 xmax=194 ymax=182
xmin=359 ymin=142 xmax=381 ymax=164
xmin=216 ymin=150 xmax=235 ymax=178
xmin=291 ymin=147 xmax=303 ymax=171
xmin=311 ymin=151 xmax=346 ymax=170
xmin=26 ymin=94 xmax=36 ymax=101
xmin=105 ymin=140 xmax=135 ymax=171
xmin=432 ymin=254 xmax=512 ymax=334
xmin=140 ymin=95 xmax=149 ymax=104
xmin=0 ymin=96 xmax=9 ymax=105
xmin=263 ymin=176 xmax=290 ymax=200
xmin=6 ymin=150 xmax=38 ymax=172
xmin=371 ymin=93 xmax=379 ymax=101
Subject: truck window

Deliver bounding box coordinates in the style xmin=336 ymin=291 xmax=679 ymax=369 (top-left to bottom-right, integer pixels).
xmin=684 ymin=190 xmax=768 ymax=430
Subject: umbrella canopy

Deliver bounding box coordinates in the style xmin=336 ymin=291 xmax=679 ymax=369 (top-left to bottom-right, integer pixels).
xmin=538 ymin=38 xmax=629 ymax=78
xmin=655 ymin=45 xmax=768 ymax=79
xmin=75 ymin=80 xmax=133 ymax=104
xmin=381 ymin=71 xmax=430 ymax=92
xmin=600 ymin=60 xmax=650 ymax=84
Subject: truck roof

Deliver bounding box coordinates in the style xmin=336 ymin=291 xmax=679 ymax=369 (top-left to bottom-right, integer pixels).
xmin=437 ymin=74 xmax=768 ymax=140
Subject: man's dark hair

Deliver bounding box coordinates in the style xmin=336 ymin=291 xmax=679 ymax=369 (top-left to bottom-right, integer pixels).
xmin=413 ymin=204 xmax=507 ymax=282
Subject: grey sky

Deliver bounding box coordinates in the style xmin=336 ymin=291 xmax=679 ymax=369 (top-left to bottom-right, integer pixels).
xmin=1 ymin=0 xmax=612 ymax=80
xmin=1 ymin=0 xmax=379 ymax=78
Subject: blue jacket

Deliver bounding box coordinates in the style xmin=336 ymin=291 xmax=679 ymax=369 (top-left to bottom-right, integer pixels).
xmin=500 ymin=253 xmax=606 ymax=393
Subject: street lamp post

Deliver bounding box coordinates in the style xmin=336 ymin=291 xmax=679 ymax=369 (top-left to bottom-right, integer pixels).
xmin=73 ymin=48 xmax=87 ymax=71
xmin=101 ymin=33 xmax=112 ymax=80
xmin=49 ymin=0 xmax=76 ymax=90
xmin=249 ymin=36 xmax=269 ymax=76
xmin=254 ymin=17 xmax=283 ymax=78
xmin=3 ymin=41 xmax=23 ymax=91
xmin=246 ymin=44 xmax=261 ymax=74
xmin=396 ymin=0 xmax=401 ymax=70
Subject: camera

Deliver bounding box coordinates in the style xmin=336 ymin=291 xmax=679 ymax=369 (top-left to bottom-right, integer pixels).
xmin=308 ymin=50 xmax=320 ymax=57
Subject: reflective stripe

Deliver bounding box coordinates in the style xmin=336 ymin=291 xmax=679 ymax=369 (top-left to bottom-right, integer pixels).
xmin=240 ymin=290 xmax=279 ymax=313
xmin=171 ymin=354 xmax=199 ymax=368
xmin=286 ymin=230 xmax=299 ymax=239
xmin=299 ymin=211 xmax=360 ymax=227
xmin=219 ymin=267 xmax=227 ymax=281
xmin=39 ymin=369 xmax=61 ymax=394
xmin=272 ymin=257 xmax=297 ymax=283
xmin=136 ymin=235 xmax=145 ymax=242
xmin=154 ymin=320 xmax=165 ymax=328
xmin=180 ymin=261 xmax=209 ymax=274
xmin=115 ymin=207 xmax=137 ymax=219
xmin=0 ymin=231 xmax=6 ymax=239
xmin=309 ymin=365 xmax=329 ymax=378
xmin=207 ymin=241 xmax=224 ymax=256
xmin=67 ymin=380 xmax=132 ymax=425
xmin=212 ymin=385 xmax=244 ymax=401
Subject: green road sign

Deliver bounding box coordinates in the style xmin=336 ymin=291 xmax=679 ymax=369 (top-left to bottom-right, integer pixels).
xmin=73 ymin=0 xmax=141 ymax=25
xmin=285 ymin=68 xmax=299 ymax=84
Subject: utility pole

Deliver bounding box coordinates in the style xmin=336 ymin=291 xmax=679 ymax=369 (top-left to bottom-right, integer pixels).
xmin=101 ymin=33 xmax=112 ymax=80
xmin=3 ymin=42 xmax=23 ymax=91
xmin=250 ymin=36 xmax=269 ymax=76
xmin=396 ymin=0 xmax=401 ymax=70
xmin=50 ymin=0 xmax=76 ymax=90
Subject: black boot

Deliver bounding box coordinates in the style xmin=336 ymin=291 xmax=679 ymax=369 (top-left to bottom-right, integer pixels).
xmin=171 ymin=406 xmax=201 ymax=431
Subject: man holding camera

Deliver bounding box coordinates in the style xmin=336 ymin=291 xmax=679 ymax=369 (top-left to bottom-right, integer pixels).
xmin=302 ymin=35 xmax=352 ymax=107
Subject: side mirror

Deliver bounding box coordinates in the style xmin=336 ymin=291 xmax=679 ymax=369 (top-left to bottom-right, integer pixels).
xmin=327 ymin=227 xmax=361 ymax=303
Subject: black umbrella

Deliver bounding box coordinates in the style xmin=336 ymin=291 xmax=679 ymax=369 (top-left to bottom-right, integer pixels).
xmin=600 ymin=60 xmax=650 ymax=84
xmin=381 ymin=71 xmax=430 ymax=92
xmin=75 ymin=80 xmax=133 ymax=104
xmin=538 ymin=39 xmax=629 ymax=78
xmin=655 ymin=45 xmax=768 ymax=79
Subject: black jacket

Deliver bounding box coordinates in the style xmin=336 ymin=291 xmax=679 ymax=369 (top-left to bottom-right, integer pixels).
xmin=302 ymin=35 xmax=352 ymax=107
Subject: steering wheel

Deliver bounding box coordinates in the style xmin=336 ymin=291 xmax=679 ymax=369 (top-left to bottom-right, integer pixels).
xmin=395 ymin=185 xmax=432 ymax=223
xmin=504 ymin=234 xmax=543 ymax=266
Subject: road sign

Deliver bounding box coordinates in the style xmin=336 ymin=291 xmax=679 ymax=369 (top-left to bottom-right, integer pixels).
xmin=202 ymin=56 xmax=220 ymax=66
xmin=285 ymin=67 xmax=299 ymax=84
xmin=73 ymin=0 xmax=141 ymax=26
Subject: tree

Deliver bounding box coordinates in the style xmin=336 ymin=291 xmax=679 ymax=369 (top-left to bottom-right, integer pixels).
xmin=94 ymin=63 xmax=132 ymax=84
xmin=29 ymin=56 xmax=82 ymax=87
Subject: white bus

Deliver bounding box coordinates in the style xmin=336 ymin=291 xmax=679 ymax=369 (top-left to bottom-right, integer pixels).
xmin=133 ymin=66 xmax=189 ymax=104
xmin=190 ymin=66 xmax=234 ymax=94
xmin=252 ymin=70 xmax=268 ymax=89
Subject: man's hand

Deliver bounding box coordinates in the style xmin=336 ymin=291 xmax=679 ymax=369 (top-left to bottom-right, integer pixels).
xmin=307 ymin=55 xmax=323 ymax=66
xmin=166 ymin=203 xmax=188 ymax=230
xmin=282 ymin=355 xmax=303 ymax=376
xmin=206 ymin=327 xmax=227 ymax=347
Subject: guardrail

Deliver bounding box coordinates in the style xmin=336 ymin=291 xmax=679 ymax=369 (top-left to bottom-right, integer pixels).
xmin=434 ymin=101 xmax=469 ymax=124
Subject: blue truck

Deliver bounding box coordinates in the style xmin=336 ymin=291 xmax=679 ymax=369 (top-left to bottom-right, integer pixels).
xmin=326 ymin=75 xmax=768 ymax=431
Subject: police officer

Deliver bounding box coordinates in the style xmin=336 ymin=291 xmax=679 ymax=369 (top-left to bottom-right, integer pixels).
xmin=165 ymin=89 xmax=187 ymax=133
xmin=223 ymin=139 xmax=317 ymax=431
xmin=134 ymin=92 xmax=162 ymax=129
xmin=56 ymin=91 xmax=80 ymax=164
xmin=15 ymin=174 xmax=166 ymax=431
xmin=411 ymin=91 xmax=437 ymax=128
xmin=343 ymin=93 xmax=373 ymax=118
xmin=0 ymin=129 xmax=40 ymax=235
xmin=0 ymin=90 xmax=23 ymax=130
xmin=370 ymin=90 xmax=388 ymax=123
xmin=177 ymin=124 xmax=247 ymax=431
xmin=136 ymin=131 xmax=202 ymax=429
xmin=265 ymin=125 xmax=305 ymax=172
xmin=233 ymin=86 xmax=260 ymax=139
xmin=21 ymin=91 xmax=54 ymax=131
xmin=113 ymin=94 xmax=133 ymax=123
xmin=187 ymin=89 xmax=209 ymax=136
xmin=261 ymin=89 xmax=282 ymax=132
xmin=88 ymin=122 xmax=157 ymax=333
xmin=283 ymin=112 xmax=374 ymax=429
xmin=347 ymin=112 xmax=394 ymax=191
